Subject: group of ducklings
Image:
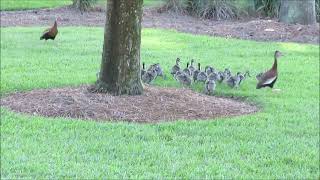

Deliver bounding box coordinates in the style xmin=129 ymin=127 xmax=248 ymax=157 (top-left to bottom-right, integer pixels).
xmin=170 ymin=58 xmax=250 ymax=94
xmin=141 ymin=58 xmax=250 ymax=95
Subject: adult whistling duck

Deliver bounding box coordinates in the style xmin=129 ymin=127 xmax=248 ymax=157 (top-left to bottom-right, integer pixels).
xmin=256 ymin=50 xmax=283 ymax=89
xmin=171 ymin=58 xmax=181 ymax=76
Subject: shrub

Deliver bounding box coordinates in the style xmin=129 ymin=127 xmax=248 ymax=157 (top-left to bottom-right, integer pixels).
xmin=72 ymin=0 xmax=97 ymax=11
xmin=161 ymin=0 xmax=240 ymax=20
xmin=254 ymin=0 xmax=280 ymax=17
xmin=158 ymin=0 xmax=186 ymax=13
xmin=189 ymin=0 xmax=240 ymax=20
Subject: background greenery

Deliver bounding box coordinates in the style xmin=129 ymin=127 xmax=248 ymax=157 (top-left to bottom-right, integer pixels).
xmin=1 ymin=27 xmax=319 ymax=178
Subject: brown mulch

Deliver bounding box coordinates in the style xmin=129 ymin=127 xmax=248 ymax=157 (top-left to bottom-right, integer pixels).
xmin=1 ymin=6 xmax=319 ymax=44
xmin=1 ymin=85 xmax=258 ymax=123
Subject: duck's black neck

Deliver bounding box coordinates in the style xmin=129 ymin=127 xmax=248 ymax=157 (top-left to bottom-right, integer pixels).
xmin=272 ymin=55 xmax=278 ymax=70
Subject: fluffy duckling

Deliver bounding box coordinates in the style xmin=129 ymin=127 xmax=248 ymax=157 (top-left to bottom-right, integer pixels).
xmin=183 ymin=62 xmax=192 ymax=76
xmin=193 ymin=63 xmax=201 ymax=82
xmin=141 ymin=62 xmax=146 ymax=78
xmin=208 ymin=71 xmax=222 ymax=82
xmin=175 ymin=71 xmax=192 ymax=86
xmin=222 ymin=68 xmax=232 ymax=82
xmin=149 ymin=63 xmax=164 ymax=79
xmin=171 ymin=58 xmax=181 ymax=76
xmin=142 ymin=68 xmax=157 ymax=84
xmin=204 ymin=79 xmax=216 ymax=95
xmin=205 ymin=66 xmax=215 ymax=75
xmin=226 ymin=72 xmax=242 ymax=88
xmin=197 ymin=70 xmax=207 ymax=83
xmin=256 ymin=72 xmax=263 ymax=81
xmin=188 ymin=59 xmax=196 ymax=75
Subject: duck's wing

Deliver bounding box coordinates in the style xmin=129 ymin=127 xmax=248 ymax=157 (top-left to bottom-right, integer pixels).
xmin=257 ymin=70 xmax=277 ymax=87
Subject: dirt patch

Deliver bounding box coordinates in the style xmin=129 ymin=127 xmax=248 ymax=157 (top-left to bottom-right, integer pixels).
xmin=1 ymin=6 xmax=319 ymax=44
xmin=1 ymin=85 xmax=258 ymax=123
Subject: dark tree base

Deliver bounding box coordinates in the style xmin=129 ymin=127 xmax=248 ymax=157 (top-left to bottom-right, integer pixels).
xmin=89 ymin=80 xmax=143 ymax=96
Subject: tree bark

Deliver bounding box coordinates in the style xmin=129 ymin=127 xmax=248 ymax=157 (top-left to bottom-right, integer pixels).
xmin=96 ymin=0 xmax=143 ymax=95
xmin=279 ymin=0 xmax=316 ymax=25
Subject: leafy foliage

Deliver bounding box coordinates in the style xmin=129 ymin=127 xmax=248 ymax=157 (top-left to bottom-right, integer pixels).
xmin=189 ymin=0 xmax=240 ymax=20
xmin=162 ymin=0 xmax=241 ymax=20
xmin=254 ymin=0 xmax=280 ymax=17
xmin=72 ymin=0 xmax=97 ymax=11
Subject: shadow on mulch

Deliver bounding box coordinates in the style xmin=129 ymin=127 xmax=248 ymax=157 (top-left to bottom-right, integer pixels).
xmin=1 ymin=85 xmax=258 ymax=123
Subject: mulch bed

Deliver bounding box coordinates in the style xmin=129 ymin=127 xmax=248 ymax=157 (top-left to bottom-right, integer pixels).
xmin=1 ymin=6 xmax=319 ymax=44
xmin=1 ymin=85 xmax=258 ymax=123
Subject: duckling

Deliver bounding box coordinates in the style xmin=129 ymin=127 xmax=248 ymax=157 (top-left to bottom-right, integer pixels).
xmin=217 ymin=71 xmax=224 ymax=83
xmin=204 ymin=79 xmax=216 ymax=95
xmin=171 ymin=58 xmax=181 ymax=76
xmin=222 ymin=68 xmax=232 ymax=82
xmin=197 ymin=67 xmax=208 ymax=83
xmin=226 ymin=72 xmax=242 ymax=88
xmin=208 ymin=71 xmax=222 ymax=82
xmin=142 ymin=68 xmax=157 ymax=84
xmin=238 ymin=71 xmax=250 ymax=85
xmin=205 ymin=66 xmax=215 ymax=75
xmin=183 ymin=62 xmax=192 ymax=76
xmin=176 ymin=71 xmax=192 ymax=86
xmin=193 ymin=63 xmax=201 ymax=82
xmin=256 ymin=72 xmax=263 ymax=81
xmin=149 ymin=63 xmax=165 ymax=79
xmin=188 ymin=59 xmax=196 ymax=75
xmin=141 ymin=62 xmax=146 ymax=78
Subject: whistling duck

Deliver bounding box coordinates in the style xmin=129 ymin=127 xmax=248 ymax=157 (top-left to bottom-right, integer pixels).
xmin=171 ymin=58 xmax=181 ymax=76
xmin=188 ymin=59 xmax=196 ymax=75
xmin=148 ymin=63 xmax=164 ymax=79
xmin=227 ymin=72 xmax=242 ymax=88
xmin=183 ymin=62 xmax=192 ymax=76
xmin=142 ymin=68 xmax=157 ymax=84
xmin=193 ymin=63 xmax=201 ymax=82
xmin=205 ymin=66 xmax=215 ymax=75
xmin=175 ymin=71 xmax=192 ymax=86
xmin=204 ymin=79 xmax=216 ymax=95
xmin=141 ymin=62 xmax=146 ymax=78
xmin=256 ymin=50 xmax=283 ymax=89
xmin=217 ymin=71 xmax=224 ymax=83
xmin=197 ymin=66 xmax=208 ymax=83
xmin=256 ymin=72 xmax=263 ymax=81
xmin=208 ymin=71 xmax=221 ymax=82
xmin=238 ymin=71 xmax=251 ymax=86
xmin=222 ymin=68 xmax=232 ymax=82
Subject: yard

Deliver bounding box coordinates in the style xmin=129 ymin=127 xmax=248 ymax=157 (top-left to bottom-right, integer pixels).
xmin=1 ymin=0 xmax=319 ymax=179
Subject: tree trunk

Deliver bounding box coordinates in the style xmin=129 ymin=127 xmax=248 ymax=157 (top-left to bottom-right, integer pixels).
xmin=279 ymin=0 xmax=316 ymax=25
xmin=95 ymin=0 xmax=143 ymax=95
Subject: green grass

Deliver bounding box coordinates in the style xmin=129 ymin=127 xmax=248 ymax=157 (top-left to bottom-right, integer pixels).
xmin=0 ymin=0 xmax=164 ymax=11
xmin=0 ymin=0 xmax=72 ymax=11
xmin=1 ymin=27 xmax=319 ymax=179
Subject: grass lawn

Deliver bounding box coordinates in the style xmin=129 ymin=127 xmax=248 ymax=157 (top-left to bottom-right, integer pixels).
xmin=0 ymin=0 xmax=72 ymax=11
xmin=1 ymin=27 xmax=319 ymax=178
xmin=0 ymin=0 xmax=164 ymax=11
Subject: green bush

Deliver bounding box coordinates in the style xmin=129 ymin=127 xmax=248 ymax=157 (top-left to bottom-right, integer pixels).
xmin=162 ymin=0 xmax=241 ymax=20
xmin=72 ymin=0 xmax=97 ymax=11
xmin=254 ymin=0 xmax=280 ymax=17
xmin=189 ymin=0 xmax=239 ymax=20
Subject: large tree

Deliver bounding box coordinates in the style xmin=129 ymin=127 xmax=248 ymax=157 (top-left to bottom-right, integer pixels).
xmin=279 ymin=0 xmax=316 ymax=25
xmin=95 ymin=0 xmax=144 ymax=95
